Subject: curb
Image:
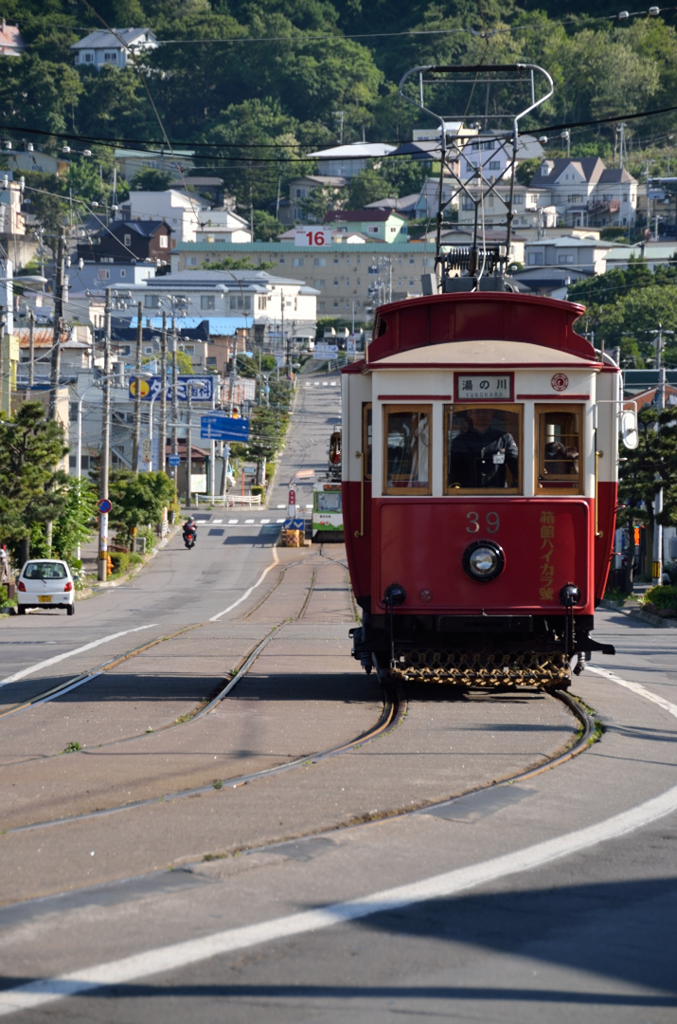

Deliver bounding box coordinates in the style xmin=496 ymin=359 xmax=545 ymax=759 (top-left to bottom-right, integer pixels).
xmin=599 ymin=598 xmax=677 ymax=628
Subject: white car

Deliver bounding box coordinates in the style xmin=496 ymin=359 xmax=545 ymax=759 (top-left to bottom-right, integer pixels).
xmin=16 ymin=559 xmax=75 ymax=616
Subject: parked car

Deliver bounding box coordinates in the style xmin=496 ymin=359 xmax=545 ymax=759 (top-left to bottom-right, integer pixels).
xmin=16 ymin=559 xmax=75 ymax=616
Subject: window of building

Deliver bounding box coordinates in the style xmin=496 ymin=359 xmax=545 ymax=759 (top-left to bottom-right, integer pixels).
xmin=536 ymin=406 xmax=583 ymax=494
xmin=144 ymin=294 xmax=160 ymax=307
xmin=409 ymin=257 xmax=416 ymax=264
xmin=481 ymin=140 xmax=495 ymax=151
xmin=488 ymin=160 xmax=501 ymax=170
xmin=514 ymin=194 xmax=524 ymax=204
xmin=229 ymin=295 xmax=251 ymax=310
xmin=462 ymin=197 xmax=474 ymax=211
xmin=83 ymin=52 xmax=93 ymax=63
xmin=103 ymin=51 xmax=117 ymax=62
xmin=333 ymin=301 xmax=339 ymax=308
xmin=318 ymin=301 xmax=326 ymax=311
xmin=279 ymin=256 xmax=285 ymax=263
xmin=184 ymin=344 xmax=195 ymax=355
xmin=292 ymin=256 xmax=305 ymax=266
xmin=369 ymin=226 xmax=379 ymax=233
xmin=124 ymin=233 xmax=132 ymax=246
xmin=558 ymin=254 xmax=575 ymax=264
xmin=333 ymin=279 xmax=339 ymax=286
xmin=201 ymin=294 xmax=215 ymax=309
xmin=528 ymin=252 xmax=544 ymax=266
xmin=257 ymin=296 xmax=267 ymax=310
xmin=97 ymin=269 xmax=111 ymax=280
xmin=159 ymin=235 xmax=168 ymax=249
xmin=334 ymin=256 xmax=340 ymax=264
xmin=363 ymin=403 xmax=372 ymax=479
xmin=444 ymin=404 xmax=521 ymax=494
xmin=69 ymin=402 xmax=78 ymax=423
xmin=314 ymin=257 xmax=327 ymax=267
xmin=143 ymin=346 xmax=153 ymax=354
xmin=119 ymin=269 xmax=126 ymax=278
xmin=384 ymin=406 xmax=431 ymax=495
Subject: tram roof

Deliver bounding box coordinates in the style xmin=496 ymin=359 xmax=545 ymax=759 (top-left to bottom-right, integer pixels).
xmin=364 ymin=291 xmax=594 ymax=365
xmin=363 ymin=338 xmax=600 ymax=370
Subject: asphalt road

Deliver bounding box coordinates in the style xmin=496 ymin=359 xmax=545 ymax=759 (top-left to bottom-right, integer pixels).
xmin=1 ymin=373 xmax=676 ymax=1022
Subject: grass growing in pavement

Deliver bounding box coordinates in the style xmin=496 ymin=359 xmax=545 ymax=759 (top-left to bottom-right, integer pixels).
xmin=62 ymin=741 xmax=82 ymax=753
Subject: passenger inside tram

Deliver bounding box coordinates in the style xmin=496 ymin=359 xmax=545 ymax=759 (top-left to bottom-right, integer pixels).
xmin=448 ymin=406 xmax=519 ymax=489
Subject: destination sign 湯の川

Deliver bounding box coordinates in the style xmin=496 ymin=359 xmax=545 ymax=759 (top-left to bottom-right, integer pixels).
xmin=454 ymin=373 xmax=513 ymax=402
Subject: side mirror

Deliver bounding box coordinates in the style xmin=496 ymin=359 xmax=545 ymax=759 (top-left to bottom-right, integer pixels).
xmin=621 ymin=410 xmax=638 ymax=450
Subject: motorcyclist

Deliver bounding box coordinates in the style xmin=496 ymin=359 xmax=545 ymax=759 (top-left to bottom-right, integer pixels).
xmin=182 ymin=516 xmax=197 ymax=545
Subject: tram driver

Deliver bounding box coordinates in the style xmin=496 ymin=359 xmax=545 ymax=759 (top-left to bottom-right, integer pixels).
xmin=449 ymin=408 xmax=519 ymax=489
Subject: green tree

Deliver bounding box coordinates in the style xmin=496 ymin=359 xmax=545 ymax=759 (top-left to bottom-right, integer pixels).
xmin=107 ymin=470 xmax=175 ymax=546
xmin=596 ymin=285 xmax=677 ymax=368
xmin=52 ymin=476 xmax=99 ymax=563
xmin=21 ymin=171 xmax=66 ymax=249
xmin=300 ymin=184 xmax=344 ymax=223
xmin=253 ymin=210 xmax=284 ymax=241
xmin=129 ymin=168 xmax=174 ymax=192
xmin=346 ymin=168 xmax=392 ymax=209
xmin=200 ymin=256 xmax=276 ymax=271
xmin=0 ymin=403 xmax=69 ymax=557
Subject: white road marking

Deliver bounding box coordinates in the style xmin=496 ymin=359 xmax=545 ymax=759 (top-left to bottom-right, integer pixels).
xmin=260 ymin=519 xmax=270 ymax=524
xmin=588 ymin=666 xmax=677 ymax=720
xmin=244 ymin=519 xmax=255 ymax=524
xmin=212 ymin=519 xmax=223 ymax=524
xmin=2 ymin=780 xmax=676 ymax=1017
xmin=228 ymin=519 xmax=238 ymax=524
xmin=322 ymin=382 xmax=328 ymax=386
xmin=276 ymin=518 xmax=285 ymax=523
xmin=209 ymin=547 xmax=279 ymax=622
xmin=330 ymin=382 xmax=337 ymax=386
xmin=276 ymin=504 xmax=286 ymax=509
xmin=0 ymin=625 xmax=158 ymax=687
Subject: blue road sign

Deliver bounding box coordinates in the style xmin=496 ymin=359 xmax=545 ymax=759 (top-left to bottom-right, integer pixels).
xmin=97 ymin=498 xmax=112 ymax=514
xmin=167 ymin=454 xmax=181 ymax=467
xmin=200 ymin=415 xmax=250 ymax=442
xmin=129 ymin=375 xmax=215 ymax=403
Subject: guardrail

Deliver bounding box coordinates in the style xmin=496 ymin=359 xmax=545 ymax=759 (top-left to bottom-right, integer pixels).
xmin=195 ymin=494 xmax=262 ymax=507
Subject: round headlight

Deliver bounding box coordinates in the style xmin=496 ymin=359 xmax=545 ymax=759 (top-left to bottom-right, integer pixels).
xmin=462 ymin=540 xmax=505 ymax=582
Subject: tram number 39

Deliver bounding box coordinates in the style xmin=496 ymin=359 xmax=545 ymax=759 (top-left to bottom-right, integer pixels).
xmin=466 ymin=511 xmax=500 ymax=534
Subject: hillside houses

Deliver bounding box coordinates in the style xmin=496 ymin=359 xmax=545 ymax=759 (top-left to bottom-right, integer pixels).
xmin=70 ymin=28 xmax=158 ymax=69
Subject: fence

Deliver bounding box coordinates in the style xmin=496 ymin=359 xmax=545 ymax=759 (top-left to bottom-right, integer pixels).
xmin=195 ymin=493 xmax=262 ymax=508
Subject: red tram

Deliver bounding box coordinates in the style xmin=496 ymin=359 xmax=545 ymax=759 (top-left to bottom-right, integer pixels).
xmin=341 ymin=63 xmax=619 ymax=689
xmin=342 ymin=292 xmax=618 ymax=689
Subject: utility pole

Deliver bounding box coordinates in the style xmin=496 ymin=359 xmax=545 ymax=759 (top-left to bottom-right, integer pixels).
xmin=651 ymin=324 xmax=672 ymax=585
xmin=186 ymin=384 xmax=193 ymax=507
xmin=171 ymin=322 xmax=179 ymax=495
xmin=98 ymin=287 xmax=112 ymax=582
xmin=160 ymin=312 xmax=167 ymax=474
xmin=132 ymin=301 xmax=143 ymax=473
xmin=27 ymin=308 xmax=35 ymax=389
xmin=48 ymin=230 xmax=66 ymax=421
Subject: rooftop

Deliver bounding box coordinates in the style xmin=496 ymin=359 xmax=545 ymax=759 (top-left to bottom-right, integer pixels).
xmin=71 ymin=27 xmax=157 ymax=50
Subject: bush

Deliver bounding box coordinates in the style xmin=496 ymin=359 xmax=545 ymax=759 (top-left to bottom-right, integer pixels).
xmin=128 ymin=552 xmax=143 ymax=565
xmin=109 ymin=552 xmax=129 ymax=575
xmin=265 ymin=461 xmax=275 ymax=481
xmin=251 ymin=484 xmax=265 ymax=498
xmin=642 ymin=584 xmax=677 ymax=616
xmin=137 ymin=526 xmax=156 ymax=552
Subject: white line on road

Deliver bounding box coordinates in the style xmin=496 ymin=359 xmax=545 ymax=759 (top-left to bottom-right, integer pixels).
xmin=260 ymin=519 xmax=270 ymax=524
xmin=244 ymin=519 xmax=255 ymax=524
xmin=228 ymin=519 xmax=238 ymax=524
xmin=276 ymin=518 xmax=285 ymax=523
xmin=0 ymin=625 xmax=159 ymax=687
xmin=212 ymin=519 xmax=223 ymax=524
xmin=588 ymin=665 xmax=677 ymax=720
xmin=209 ymin=547 xmax=279 ymax=622
xmin=2 ymin=780 xmax=676 ymax=1017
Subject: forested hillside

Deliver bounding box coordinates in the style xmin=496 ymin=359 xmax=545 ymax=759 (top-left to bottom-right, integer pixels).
xmin=0 ymin=1 xmax=676 ymax=210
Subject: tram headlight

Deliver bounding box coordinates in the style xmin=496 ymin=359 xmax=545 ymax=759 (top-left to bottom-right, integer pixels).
xmin=462 ymin=540 xmax=505 ymax=583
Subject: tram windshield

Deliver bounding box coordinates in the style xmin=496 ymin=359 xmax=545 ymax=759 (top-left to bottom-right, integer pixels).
xmin=446 ymin=405 xmax=521 ymax=492
xmin=315 ymin=489 xmax=342 ymax=512
xmin=384 ymin=406 xmax=430 ymax=493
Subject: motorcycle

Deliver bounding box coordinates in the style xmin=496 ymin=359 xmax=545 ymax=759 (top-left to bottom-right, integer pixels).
xmin=183 ymin=528 xmax=196 ymax=550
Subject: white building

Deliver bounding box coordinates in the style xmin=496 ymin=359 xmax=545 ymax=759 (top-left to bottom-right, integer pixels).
xmin=304 ymin=142 xmax=396 ymax=179
xmin=196 ymin=208 xmax=252 ymax=244
xmin=528 ymin=158 xmax=638 ymax=229
xmin=108 ymin=269 xmax=318 ymax=336
xmin=459 ymin=132 xmax=544 ymax=180
xmin=457 ymin=183 xmax=557 ymax=231
xmin=524 ymin=236 xmax=613 ymax=275
xmin=117 ymin=189 xmax=203 ymax=245
xmin=71 ymin=28 xmax=158 ymax=69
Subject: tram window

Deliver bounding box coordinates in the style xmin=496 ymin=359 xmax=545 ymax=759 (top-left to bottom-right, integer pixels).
xmin=444 ymin=404 xmax=521 ymax=493
xmin=537 ymin=407 xmax=583 ymax=492
xmin=384 ymin=405 xmax=431 ymax=494
xmin=362 ymin=403 xmax=372 ymax=480
xmin=316 ymin=489 xmax=341 ymax=512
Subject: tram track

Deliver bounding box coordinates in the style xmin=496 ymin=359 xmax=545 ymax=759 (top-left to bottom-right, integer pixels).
xmin=0 ymin=546 xmax=599 ymax=861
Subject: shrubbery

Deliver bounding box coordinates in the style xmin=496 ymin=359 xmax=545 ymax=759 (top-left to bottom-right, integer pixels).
xmin=642 ymin=585 xmax=677 ymax=617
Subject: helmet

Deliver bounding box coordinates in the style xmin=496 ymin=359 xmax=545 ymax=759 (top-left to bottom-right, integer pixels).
xmin=187 ymin=516 xmax=195 ymax=524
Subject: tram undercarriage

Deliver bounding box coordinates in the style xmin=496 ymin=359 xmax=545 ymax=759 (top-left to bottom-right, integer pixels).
xmin=350 ymin=610 xmax=615 ymax=691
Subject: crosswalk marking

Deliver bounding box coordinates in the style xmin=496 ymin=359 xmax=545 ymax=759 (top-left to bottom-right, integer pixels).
xmin=245 ymin=518 xmax=255 ymax=524
xmin=260 ymin=519 xmax=270 ymax=524
xmin=276 ymin=518 xmax=285 ymax=523
xmin=212 ymin=519 xmax=223 ymax=524
xmin=228 ymin=519 xmax=238 ymax=524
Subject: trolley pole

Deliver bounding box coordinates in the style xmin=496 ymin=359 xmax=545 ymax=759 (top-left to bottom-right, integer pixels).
xmin=159 ymin=312 xmax=167 ymax=474
xmin=186 ymin=384 xmax=193 ymax=507
xmin=98 ymin=287 xmax=112 ymax=582
xmin=132 ymin=301 xmax=142 ymax=474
